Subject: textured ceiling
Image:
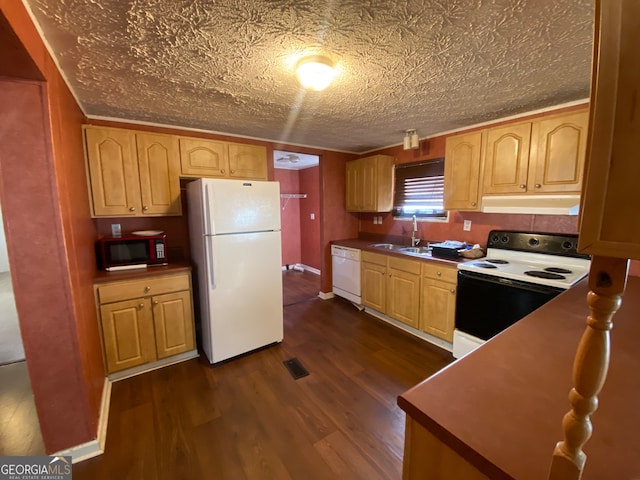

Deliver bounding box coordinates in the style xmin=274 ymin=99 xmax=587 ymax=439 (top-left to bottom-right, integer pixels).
xmin=24 ymin=0 xmax=594 ymax=153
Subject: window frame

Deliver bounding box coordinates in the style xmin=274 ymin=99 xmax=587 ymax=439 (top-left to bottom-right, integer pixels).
xmin=392 ymin=158 xmax=448 ymax=222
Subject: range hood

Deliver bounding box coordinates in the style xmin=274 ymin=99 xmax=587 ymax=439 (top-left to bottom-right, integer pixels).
xmin=481 ymin=194 xmax=581 ymax=215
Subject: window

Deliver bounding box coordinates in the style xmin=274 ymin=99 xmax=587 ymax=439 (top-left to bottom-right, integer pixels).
xmin=393 ymin=159 xmax=447 ymax=219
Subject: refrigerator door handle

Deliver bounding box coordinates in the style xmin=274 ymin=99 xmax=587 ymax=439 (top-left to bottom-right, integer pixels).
xmin=207 ymin=235 xmax=216 ymax=289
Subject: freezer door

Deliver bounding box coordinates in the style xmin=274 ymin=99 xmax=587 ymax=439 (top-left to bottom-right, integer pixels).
xmin=204 ymin=230 xmax=283 ymax=363
xmin=203 ymin=178 xmax=281 ymax=234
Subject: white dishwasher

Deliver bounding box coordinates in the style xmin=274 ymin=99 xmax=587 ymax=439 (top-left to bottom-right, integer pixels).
xmin=331 ymin=245 xmax=362 ymax=305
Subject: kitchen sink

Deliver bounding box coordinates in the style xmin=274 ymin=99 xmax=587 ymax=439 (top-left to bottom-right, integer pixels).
xmin=370 ymin=243 xmax=432 ymax=256
xmin=370 ymin=243 xmax=405 ymax=250
xmin=398 ymin=246 xmax=432 ymax=255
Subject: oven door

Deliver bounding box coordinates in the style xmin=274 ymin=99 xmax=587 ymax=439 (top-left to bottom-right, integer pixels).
xmin=455 ymin=270 xmax=565 ymax=341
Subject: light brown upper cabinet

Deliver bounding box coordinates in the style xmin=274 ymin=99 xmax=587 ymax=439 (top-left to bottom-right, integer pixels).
xmin=578 ymin=1 xmax=640 ymax=259
xmin=483 ymin=110 xmax=589 ymax=195
xmin=179 ymin=137 xmax=267 ymax=180
xmin=345 ymin=155 xmax=394 ymax=212
xmin=444 ymin=132 xmax=483 ymax=211
xmin=84 ymin=126 xmax=182 ymax=217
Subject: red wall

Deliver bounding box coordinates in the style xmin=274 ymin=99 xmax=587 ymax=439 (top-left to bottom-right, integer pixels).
xmin=0 ymin=1 xmax=103 ymax=452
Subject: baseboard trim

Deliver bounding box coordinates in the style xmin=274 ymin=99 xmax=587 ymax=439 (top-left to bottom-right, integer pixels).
xmin=282 ymin=263 xmax=320 ymax=275
xmin=363 ymin=307 xmax=453 ymax=353
xmin=52 ymin=377 xmax=111 ymax=463
xmin=108 ymin=349 xmax=199 ymax=382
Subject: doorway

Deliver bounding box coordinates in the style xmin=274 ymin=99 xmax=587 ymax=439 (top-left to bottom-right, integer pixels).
xmin=274 ymin=150 xmax=322 ymax=304
xmin=0 ymin=201 xmax=24 ymax=365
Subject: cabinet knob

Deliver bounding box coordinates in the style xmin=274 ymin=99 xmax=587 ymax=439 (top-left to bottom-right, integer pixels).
xmin=129 ymin=207 xmax=136 ymax=212
xmin=437 ymin=271 xmax=442 ymax=276
xmin=450 ymin=288 xmax=455 ymax=294
xmin=221 ymin=169 xmax=225 ymax=174
xmin=138 ymin=303 xmax=144 ymax=309
xmin=471 ymin=202 xmax=477 ymax=207
xmin=153 ymin=300 xmax=159 ymax=305
xmin=231 ymin=170 xmax=235 ymax=174
xmin=535 ymin=183 xmax=541 ymax=188
xmin=142 ymin=205 xmax=149 ymax=211
xmin=519 ymin=184 xmax=526 ymax=189
xmin=144 ymin=286 xmax=151 ymax=292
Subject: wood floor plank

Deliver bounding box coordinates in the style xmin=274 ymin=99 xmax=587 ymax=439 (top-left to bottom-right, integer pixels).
xmin=73 ymin=271 xmax=454 ymax=479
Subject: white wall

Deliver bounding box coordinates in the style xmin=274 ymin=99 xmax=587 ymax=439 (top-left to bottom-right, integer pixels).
xmin=0 ymin=203 xmax=9 ymax=272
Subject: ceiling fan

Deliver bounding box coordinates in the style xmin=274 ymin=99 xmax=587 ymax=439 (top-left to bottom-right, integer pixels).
xmin=276 ymin=153 xmax=300 ymax=164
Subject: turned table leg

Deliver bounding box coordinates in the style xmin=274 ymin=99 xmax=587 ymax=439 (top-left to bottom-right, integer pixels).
xmin=548 ymin=255 xmax=628 ymax=480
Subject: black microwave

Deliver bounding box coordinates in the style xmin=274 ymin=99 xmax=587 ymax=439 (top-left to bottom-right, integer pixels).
xmin=96 ymin=234 xmax=167 ymax=270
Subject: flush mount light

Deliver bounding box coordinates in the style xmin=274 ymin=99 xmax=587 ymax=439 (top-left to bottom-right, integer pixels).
xmin=296 ymin=55 xmax=335 ymax=91
xmin=403 ymin=129 xmax=419 ymax=150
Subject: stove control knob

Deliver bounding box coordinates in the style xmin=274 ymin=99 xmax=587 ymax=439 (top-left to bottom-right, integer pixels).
xmin=500 ymin=235 xmax=509 ymax=243
xmin=562 ymin=241 xmax=574 ymax=250
xmin=529 ymin=238 xmax=540 ymax=246
xmin=491 ymin=234 xmax=500 ymax=243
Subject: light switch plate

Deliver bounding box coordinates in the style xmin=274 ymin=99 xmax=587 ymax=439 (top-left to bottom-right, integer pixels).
xmin=463 ymin=220 xmax=472 ymax=231
xmin=111 ymin=224 xmax=122 ymax=237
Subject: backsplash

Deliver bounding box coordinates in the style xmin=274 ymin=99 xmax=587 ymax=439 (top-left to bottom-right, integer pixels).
xmin=359 ymin=210 xmax=579 ymax=247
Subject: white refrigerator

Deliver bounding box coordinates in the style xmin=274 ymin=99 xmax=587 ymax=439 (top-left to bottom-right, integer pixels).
xmin=187 ymin=178 xmax=284 ymax=364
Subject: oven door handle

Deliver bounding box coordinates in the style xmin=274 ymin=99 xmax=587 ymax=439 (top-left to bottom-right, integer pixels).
xmin=457 ymin=270 xmax=565 ymax=295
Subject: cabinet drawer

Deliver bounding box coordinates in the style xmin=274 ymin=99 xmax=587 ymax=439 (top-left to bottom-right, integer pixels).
xmin=421 ymin=263 xmax=457 ymax=283
xmin=362 ymin=251 xmax=388 ymax=266
xmin=388 ymin=256 xmax=421 ymax=275
xmin=97 ymin=273 xmax=190 ymax=304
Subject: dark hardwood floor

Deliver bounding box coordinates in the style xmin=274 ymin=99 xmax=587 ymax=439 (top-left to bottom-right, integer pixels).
xmin=73 ymin=270 xmax=454 ymax=479
xmin=0 ymin=360 xmax=45 ymax=456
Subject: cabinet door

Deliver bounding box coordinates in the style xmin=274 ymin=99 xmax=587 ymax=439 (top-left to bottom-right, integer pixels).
xmin=100 ymin=298 xmax=156 ymax=373
xmin=579 ymin=2 xmax=640 ymax=258
xmin=360 ymin=156 xmax=378 ymax=211
xmin=228 ymin=143 xmax=268 ymax=179
xmin=444 ymin=132 xmax=482 ymax=210
xmin=362 ymin=261 xmax=387 ymax=312
xmin=528 ymin=111 xmax=588 ymax=193
xmin=179 ymin=137 xmax=229 ymax=177
xmin=345 ymin=160 xmax=360 ymax=211
xmin=387 ymin=268 xmax=420 ymax=328
xmin=420 ymin=278 xmax=456 ymax=342
xmin=152 ymin=291 xmax=195 ymax=359
xmin=84 ymin=126 xmax=141 ymax=217
xmin=483 ymin=123 xmax=531 ymax=194
xmin=136 ymin=133 xmax=182 ymax=215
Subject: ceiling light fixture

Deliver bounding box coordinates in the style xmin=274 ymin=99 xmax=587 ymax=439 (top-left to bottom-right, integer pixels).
xmin=403 ymin=129 xmax=419 ymax=150
xmin=296 ymin=55 xmax=335 ymax=91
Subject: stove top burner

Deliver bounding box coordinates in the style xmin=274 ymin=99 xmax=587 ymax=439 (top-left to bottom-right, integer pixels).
xmin=544 ymin=267 xmax=573 ymax=274
xmin=486 ymin=259 xmax=509 ymax=264
xmin=472 ymin=262 xmax=498 ymax=269
xmin=525 ymin=270 xmax=567 ymax=280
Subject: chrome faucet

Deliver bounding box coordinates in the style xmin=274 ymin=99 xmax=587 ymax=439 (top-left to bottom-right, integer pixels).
xmin=411 ymin=215 xmax=419 ymax=246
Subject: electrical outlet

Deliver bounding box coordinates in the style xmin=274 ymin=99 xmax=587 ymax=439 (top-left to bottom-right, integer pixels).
xmin=310 ymin=213 xmax=315 ymax=220
xmin=463 ymin=220 xmax=472 ymax=231
xmin=111 ymin=223 xmax=122 ymax=237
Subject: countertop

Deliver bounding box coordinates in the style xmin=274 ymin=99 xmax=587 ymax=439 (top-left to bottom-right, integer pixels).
xmin=331 ymin=238 xmax=472 ymax=266
xmin=398 ymin=276 xmax=640 ymax=479
xmin=93 ymin=262 xmax=192 ymax=284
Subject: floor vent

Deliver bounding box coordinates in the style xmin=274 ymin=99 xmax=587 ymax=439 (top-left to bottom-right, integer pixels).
xmin=283 ymin=357 xmax=309 ymax=379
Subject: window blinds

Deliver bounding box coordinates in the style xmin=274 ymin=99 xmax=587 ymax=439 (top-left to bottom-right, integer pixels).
xmin=393 ymin=158 xmax=446 ymax=217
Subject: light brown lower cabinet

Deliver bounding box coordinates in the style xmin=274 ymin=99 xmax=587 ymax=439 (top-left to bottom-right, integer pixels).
xmin=361 ymin=252 xmax=422 ymax=329
xmin=403 ymin=418 xmax=489 ymax=480
xmin=362 ymin=251 xmax=457 ymax=342
xmin=419 ymin=263 xmax=457 ymax=342
xmin=96 ymin=271 xmax=196 ymax=374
